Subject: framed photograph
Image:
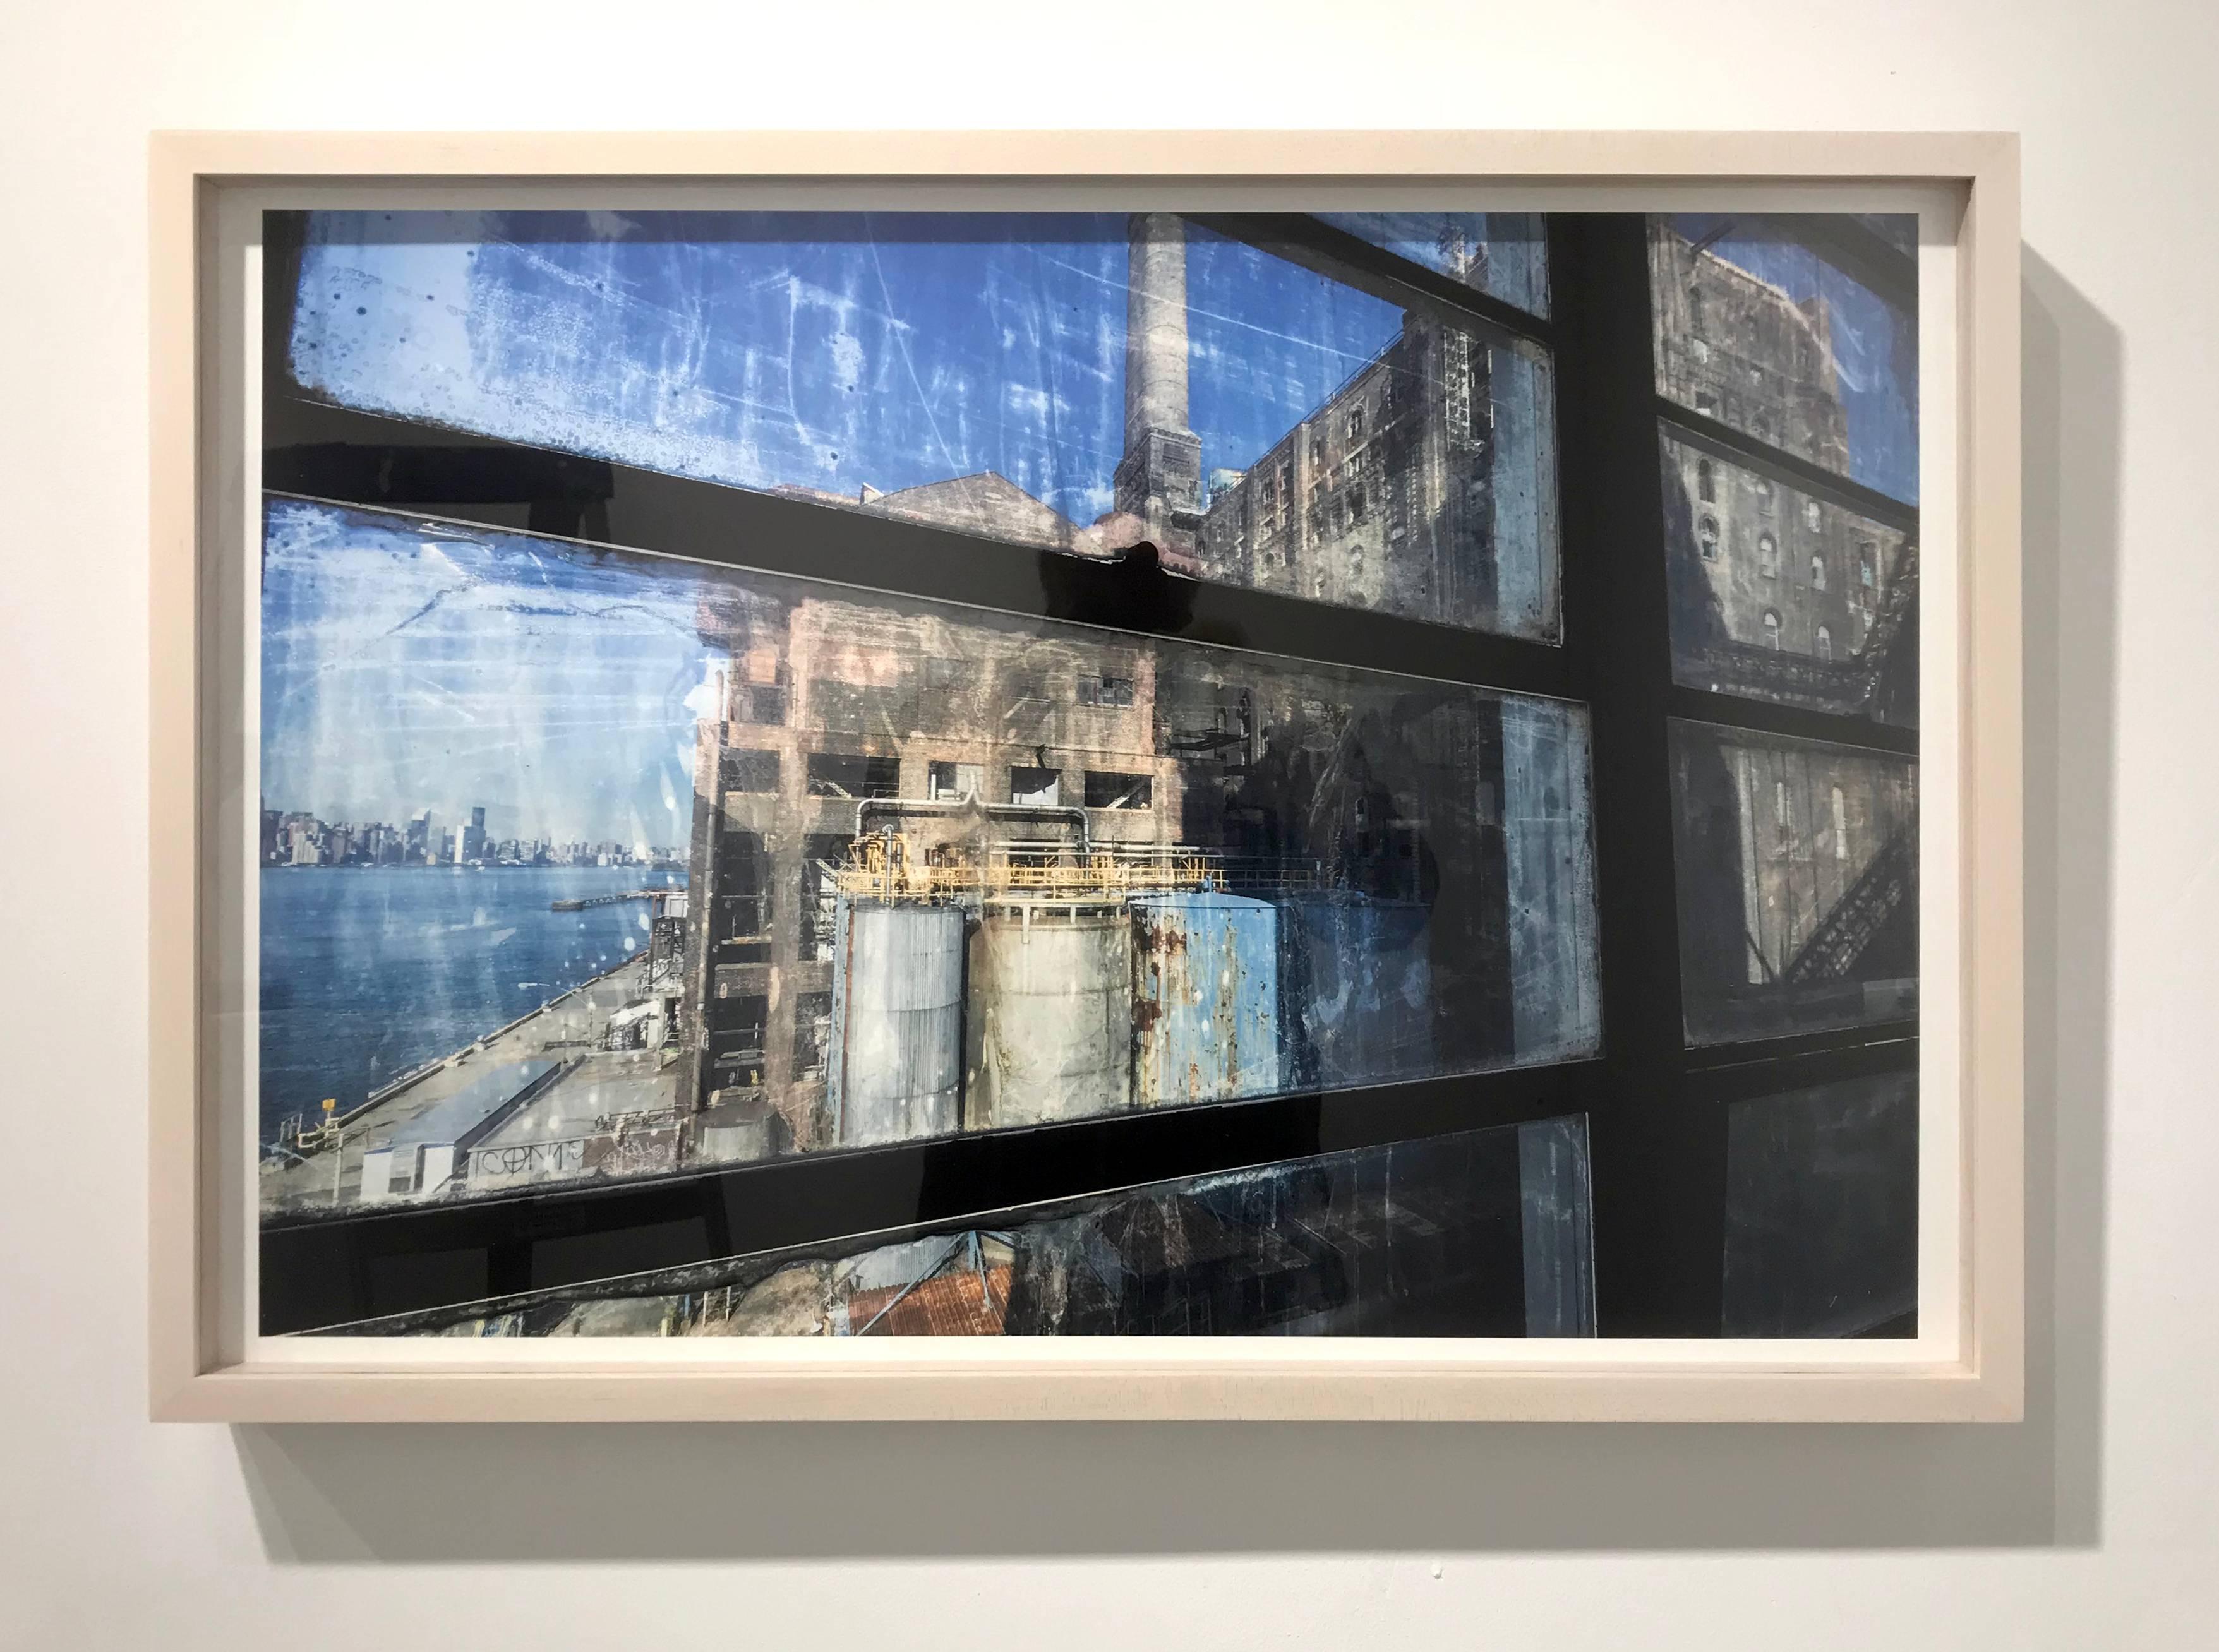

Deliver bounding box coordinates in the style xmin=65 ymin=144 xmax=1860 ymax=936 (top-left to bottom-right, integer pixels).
xmin=150 ymin=130 xmax=2022 ymax=1422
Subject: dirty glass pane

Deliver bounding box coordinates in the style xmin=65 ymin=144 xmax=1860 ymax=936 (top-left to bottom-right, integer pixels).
xmin=255 ymin=498 xmax=1599 ymax=1220
xmin=1723 ymin=1072 xmax=1917 ymax=1337
xmin=1660 ymin=434 xmax=1918 ymax=726
xmin=1313 ymin=210 xmax=1550 ymax=316
xmin=1182 ymin=220 xmax=1558 ymax=638
xmin=1668 ymin=720 xmax=1916 ymax=1046
xmin=1518 ymin=1113 xmax=1596 ymax=1336
xmin=1649 ymin=214 xmax=1919 ymax=504
xmin=284 ymin=209 xmax=1558 ymax=639
xmin=299 ymin=1116 xmax=1594 ymax=1339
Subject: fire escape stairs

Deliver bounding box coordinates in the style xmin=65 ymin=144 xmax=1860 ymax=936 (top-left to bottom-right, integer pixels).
xmin=1698 ymin=539 xmax=1920 ymax=711
xmin=1779 ymin=815 xmax=1917 ymax=987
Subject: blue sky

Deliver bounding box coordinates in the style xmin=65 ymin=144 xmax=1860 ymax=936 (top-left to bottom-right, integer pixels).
xmin=1669 ymin=213 xmax=1921 ymax=503
xmin=261 ymin=499 xmax=724 ymax=846
xmin=294 ymin=208 xmax=1915 ymax=515
xmin=292 ymin=210 xmax=1412 ymax=527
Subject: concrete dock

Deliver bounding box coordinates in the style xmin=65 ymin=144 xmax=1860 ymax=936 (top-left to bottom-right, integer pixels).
xmin=260 ymin=955 xmax=683 ymax=1214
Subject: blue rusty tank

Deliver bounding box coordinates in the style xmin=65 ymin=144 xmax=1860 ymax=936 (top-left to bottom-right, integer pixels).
xmin=1130 ymin=892 xmax=1281 ymax=1106
xmin=1275 ymin=891 xmax=1434 ymax=1088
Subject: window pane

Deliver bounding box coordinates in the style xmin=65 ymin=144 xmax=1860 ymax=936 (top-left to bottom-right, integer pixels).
xmin=256 ymin=498 xmax=1599 ymax=1217
xmin=302 ymin=1117 xmax=1594 ymax=1339
xmin=1661 ymin=435 xmax=1918 ymax=725
xmin=1724 ymin=1072 xmax=1917 ymax=1337
xmin=1184 ymin=220 xmax=1558 ymax=637
xmin=286 ymin=209 xmax=1558 ymax=639
xmin=1650 ymin=215 xmax=1918 ymax=503
xmin=1313 ymin=210 xmax=1550 ymax=315
xmin=1668 ymin=721 xmax=1916 ymax=1046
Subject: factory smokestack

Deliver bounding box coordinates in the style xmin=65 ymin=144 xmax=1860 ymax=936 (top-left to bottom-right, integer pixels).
xmin=1114 ymin=212 xmax=1203 ymax=565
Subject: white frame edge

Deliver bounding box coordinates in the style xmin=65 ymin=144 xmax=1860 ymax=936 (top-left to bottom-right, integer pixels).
xmin=148 ymin=129 xmax=2024 ymax=1423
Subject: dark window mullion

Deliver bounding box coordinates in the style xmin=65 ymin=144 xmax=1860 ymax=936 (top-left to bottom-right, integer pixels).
xmin=1182 ymin=211 xmax=1556 ymax=350
xmin=259 ymin=1059 xmax=1604 ymax=1334
xmin=1657 ymin=405 xmax=1920 ymax=534
xmin=1668 ymin=688 xmax=1920 ymax=757
xmin=1551 ymin=213 xmax=1733 ymax=1337
xmin=1681 ymin=1022 xmax=1919 ymax=1087
xmin=262 ymin=404 xmax=1580 ymax=702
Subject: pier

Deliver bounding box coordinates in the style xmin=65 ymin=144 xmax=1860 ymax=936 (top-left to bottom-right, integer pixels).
xmin=550 ymin=889 xmax=664 ymax=912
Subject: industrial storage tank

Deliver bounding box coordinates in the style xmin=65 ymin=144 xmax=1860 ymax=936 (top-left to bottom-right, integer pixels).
xmin=966 ymin=896 xmax=1131 ymax=1129
xmin=1275 ymin=891 xmax=1435 ymax=1088
xmin=1131 ymin=892 xmax=1282 ymax=1106
xmin=828 ymin=897 xmax=965 ymax=1147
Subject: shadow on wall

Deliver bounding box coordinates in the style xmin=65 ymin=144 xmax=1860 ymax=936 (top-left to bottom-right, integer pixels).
xmin=226 ymin=245 xmax=2120 ymax=1563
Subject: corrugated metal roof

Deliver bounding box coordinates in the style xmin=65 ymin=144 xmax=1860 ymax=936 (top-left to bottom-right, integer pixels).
xmin=846 ymin=1266 xmax=1011 ymax=1337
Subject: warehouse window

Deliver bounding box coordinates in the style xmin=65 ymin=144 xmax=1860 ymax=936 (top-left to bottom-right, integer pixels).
xmin=1008 ymin=766 xmax=1061 ymax=806
xmin=1084 ymin=771 xmax=1153 ymax=810
xmin=806 ymin=753 xmax=901 ymax=799
xmin=719 ymin=748 xmax=780 ymax=796
xmin=1075 ymin=673 xmax=1136 ymax=708
xmin=927 ymin=761 xmax=983 ymax=801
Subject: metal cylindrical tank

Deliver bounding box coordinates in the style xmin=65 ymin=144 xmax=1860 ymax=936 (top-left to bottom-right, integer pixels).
xmin=1276 ymin=892 xmax=1434 ymax=1088
xmin=966 ymin=897 xmax=1131 ymax=1129
xmin=829 ymin=897 xmax=964 ymax=1147
xmin=1131 ymin=892 xmax=1281 ymax=1106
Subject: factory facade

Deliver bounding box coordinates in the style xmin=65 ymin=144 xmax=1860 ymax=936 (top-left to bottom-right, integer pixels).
xmin=1651 ymin=221 xmax=1921 ymax=1040
xmin=675 ymin=565 xmax=1600 ymax=1162
xmin=1651 ymin=222 xmax=1918 ymax=711
xmin=678 ymin=582 xmax=1188 ymax=1158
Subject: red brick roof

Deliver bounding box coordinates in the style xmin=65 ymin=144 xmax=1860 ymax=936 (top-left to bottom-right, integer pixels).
xmin=846 ymin=1266 xmax=1011 ymax=1337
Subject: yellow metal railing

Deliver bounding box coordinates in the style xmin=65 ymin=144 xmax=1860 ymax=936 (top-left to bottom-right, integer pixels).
xmin=833 ymin=834 xmax=1221 ymax=903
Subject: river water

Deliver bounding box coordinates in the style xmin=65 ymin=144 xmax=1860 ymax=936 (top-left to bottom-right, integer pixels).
xmin=257 ymin=864 xmax=686 ymax=1145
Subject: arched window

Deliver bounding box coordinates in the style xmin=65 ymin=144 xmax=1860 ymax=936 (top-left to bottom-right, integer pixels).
xmin=1804 ymin=500 xmax=1823 ymax=532
xmin=1753 ymin=412 xmax=1774 ymax=441
xmin=1816 ymin=624 xmax=1833 ymax=660
xmin=1688 ymin=285 xmax=1707 ymax=335
xmin=1762 ymin=609 xmax=1782 ymax=649
xmin=1859 ymin=541 xmax=1878 ymax=588
xmin=1811 ymin=554 xmax=1826 ymax=591
xmin=1755 ymin=477 xmax=1775 ymax=512
xmin=1697 ymin=459 xmax=1716 ymax=502
xmin=1698 ymin=515 xmax=1720 ymax=561
xmin=1758 ymin=532 xmax=1778 ymax=577
xmin=1831 ymin=785 xmax=1849 ymax=859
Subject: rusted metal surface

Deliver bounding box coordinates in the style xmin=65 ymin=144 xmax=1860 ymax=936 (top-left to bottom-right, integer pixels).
xmin=965 ymin=896 xmax=1132 ymax=1128
xmin=1131 ymin=892 xmax=1282 ymax=1106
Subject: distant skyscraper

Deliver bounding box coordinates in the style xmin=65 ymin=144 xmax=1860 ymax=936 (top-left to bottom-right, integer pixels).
xmin=457 ymin=805 xmax=488 ymax=864
xmin=407 ymin=808 xmax=434 ymax=865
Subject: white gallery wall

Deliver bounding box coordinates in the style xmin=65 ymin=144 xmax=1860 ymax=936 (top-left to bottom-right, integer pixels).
xmin=2 ymin=1 xmax=2211 ymax=1646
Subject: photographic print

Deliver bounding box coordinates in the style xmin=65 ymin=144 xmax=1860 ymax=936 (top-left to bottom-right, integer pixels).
xmin=252 ymin=205 xmax=1918 ymax=1343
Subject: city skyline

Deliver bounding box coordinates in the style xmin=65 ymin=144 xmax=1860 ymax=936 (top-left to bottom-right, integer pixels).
xmin=261 ymin=498 xmax=725 ymax=847
xmin=260 ymin=797 xmax=683 ymax=867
